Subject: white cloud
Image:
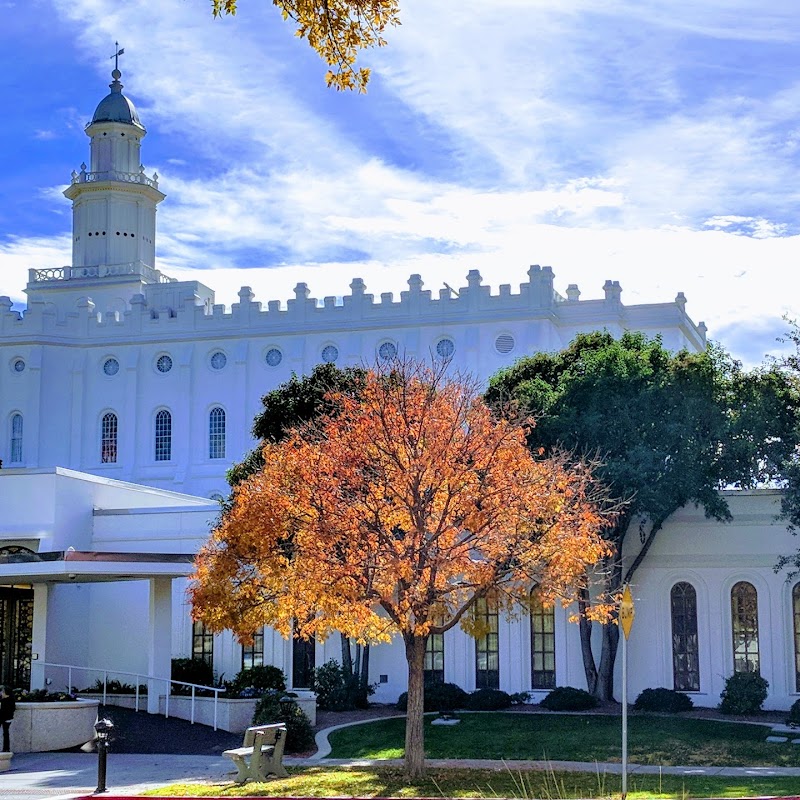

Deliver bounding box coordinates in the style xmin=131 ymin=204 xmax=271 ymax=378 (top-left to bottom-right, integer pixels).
xmin=3 ymin=0 xmax=800 ymax=368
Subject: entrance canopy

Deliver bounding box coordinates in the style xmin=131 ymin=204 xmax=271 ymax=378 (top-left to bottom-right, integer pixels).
xmin=0 ymin=550 xmax=195 ymax=584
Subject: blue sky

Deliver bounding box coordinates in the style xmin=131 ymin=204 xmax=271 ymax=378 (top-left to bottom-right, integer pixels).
xmin=2 ymin=0 xmax=800 ymax=365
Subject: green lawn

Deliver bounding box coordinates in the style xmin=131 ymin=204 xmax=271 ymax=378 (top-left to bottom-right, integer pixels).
xmin=326 ymin=713 xmax=800 ymax=767
xmin=145 ymin=765 xmax=800 ymax=798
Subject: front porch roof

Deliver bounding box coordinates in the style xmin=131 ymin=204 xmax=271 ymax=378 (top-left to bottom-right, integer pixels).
xmin=0 ymin=550 xmax=195 ymax=583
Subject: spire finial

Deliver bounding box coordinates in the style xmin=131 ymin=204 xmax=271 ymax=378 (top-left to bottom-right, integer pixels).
xmin=110 ymin=42 xmax=125 ymax=80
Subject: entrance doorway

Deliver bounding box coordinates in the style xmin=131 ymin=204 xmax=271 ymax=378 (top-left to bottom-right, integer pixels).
xmin=0 ymin=587 xmax=33 ymax=690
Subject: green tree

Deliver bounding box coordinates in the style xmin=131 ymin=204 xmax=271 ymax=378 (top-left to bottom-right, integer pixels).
xmin=226 ymin=363 xmax=371 ymax=699
xmin=485 ymin=331 xmax=799 ymax=700
xmin=227 ymin=363 xmax=367 ymax=488
xmin=774 ymin=319 xmax=800 ymax=570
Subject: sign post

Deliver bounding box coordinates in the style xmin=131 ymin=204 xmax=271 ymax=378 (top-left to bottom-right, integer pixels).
xmin=619 ymin=584 xmax=635 ymax=800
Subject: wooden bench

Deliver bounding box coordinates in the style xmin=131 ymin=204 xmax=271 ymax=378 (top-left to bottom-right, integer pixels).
xmin=222 ymin=723 xmax=288 ymax=783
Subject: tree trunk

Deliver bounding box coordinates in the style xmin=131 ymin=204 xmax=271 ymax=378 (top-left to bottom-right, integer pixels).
xmin=577 ymin=584 xmax=598 ymax=695
xmin=360 ymin=645 xmax=371 ymax=696
xmin=595 ymin=557 xmax=623 ymax=701
xmin=403 ymin=635 xmax=428 ymax=780
xmin=340 ymin=634 xmax=353 ymax=678
xmin=596 ymin=618 xmax=619 ymax=701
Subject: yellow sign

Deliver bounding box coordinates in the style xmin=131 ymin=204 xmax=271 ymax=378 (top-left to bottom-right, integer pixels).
xmin=619 ymin=584 xmax=635 ymax=640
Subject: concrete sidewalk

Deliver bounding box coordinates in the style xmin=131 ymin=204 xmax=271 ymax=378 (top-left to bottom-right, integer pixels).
xmin=4 ymin=751 xmax=800 ymax=800
xmin=0 ymin=752 xmax=232 ymax=799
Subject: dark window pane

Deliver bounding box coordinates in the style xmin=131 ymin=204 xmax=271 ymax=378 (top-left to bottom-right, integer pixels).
xmin=670 ymin=582 xmax=700 ymax=691
xmin=731 ymin=581 xmax=759 ymax=674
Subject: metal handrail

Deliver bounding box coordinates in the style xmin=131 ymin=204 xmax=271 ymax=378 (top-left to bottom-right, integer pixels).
xmin=39 ymin=662 xmax=225 ymax=730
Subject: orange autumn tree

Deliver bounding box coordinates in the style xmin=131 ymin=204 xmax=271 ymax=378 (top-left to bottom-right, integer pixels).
xmin=191 ymin=359 xmax=612 ymax=778
xmin=210 ymin=0 xmax=401 ymax=91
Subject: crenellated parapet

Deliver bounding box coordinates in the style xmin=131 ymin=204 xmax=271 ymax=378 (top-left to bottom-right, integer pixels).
xmin=0 ymin=265 xmax=706 ymax=350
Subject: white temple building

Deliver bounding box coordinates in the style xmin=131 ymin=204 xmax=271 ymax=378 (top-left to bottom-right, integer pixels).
xmin=1 ymin=66 xmax=798 ymax=720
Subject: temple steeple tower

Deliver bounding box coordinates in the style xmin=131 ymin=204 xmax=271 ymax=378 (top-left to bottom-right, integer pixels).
xmin=63 ymin=59 xmax=165 ymax=272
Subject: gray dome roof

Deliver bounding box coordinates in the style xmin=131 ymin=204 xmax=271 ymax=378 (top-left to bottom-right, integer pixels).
xmin=91 ymin=70 xmax=144 ymax=128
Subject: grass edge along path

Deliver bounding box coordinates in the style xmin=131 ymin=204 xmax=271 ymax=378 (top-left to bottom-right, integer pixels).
xmin=142 ymin=765 xmax=800 ymax=798
xmin=324 ymin=713 xmax=800 ymax=768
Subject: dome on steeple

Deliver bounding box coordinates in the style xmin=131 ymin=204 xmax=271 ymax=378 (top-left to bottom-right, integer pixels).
xmin=91 ymin=69 xmax=144 ymax=129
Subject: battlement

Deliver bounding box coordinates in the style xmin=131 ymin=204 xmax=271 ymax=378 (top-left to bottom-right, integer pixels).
xmin=0 ymin=264 xmax=706 ymax=349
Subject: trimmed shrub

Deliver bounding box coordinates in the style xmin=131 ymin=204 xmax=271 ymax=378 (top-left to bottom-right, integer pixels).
xmin=510 ymin=691 xmax=532 ymax=705
xmin=540 ymin=686 xmax=598 ymax=712
xmin=719 ymin=672 xmax=769 ymax=715
xmin=226 ymin=665 xmax=286 ymax=698
xmin=787 ymin=698 xmax=800 ymax=726
xmin=466 ymin=688 xmax=513 ymax=711
xmin=396 ymin=680 xmax=469 ymax=712
xmin=82 ymin=679 xmax=148 ymax=695
xmin=16 ymin=689 xmax=77 ymax=702
xmin=171 ymin=657 xmax=214 ymax=688
xmin=252 ymin=690 xmax=316 ymax=753
xmin=313 ymin=659 xmax=373 ymax=711
xmin=633 ymin=687 xmax=693 ymax=713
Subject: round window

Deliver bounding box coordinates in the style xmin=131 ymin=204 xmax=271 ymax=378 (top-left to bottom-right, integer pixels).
xmin=378 ymin=341 xmax=398 ymax=361
xmin=12 ymin=359 xmax=25 ymax=373
xmin=495 ymin=333 xmax=515 ymax=355
xmin=321 ymin=345 xmax=339 ymax=364
xmin=265 ymin=348 xmax=283 ymax=367
xmin=210 ymin=351 xmax=227 ymax=370
xmin=436 ymin=338 xmax=455 ymax=359
xmin=156 ymin=354 xmax=173 ymax=373
xmin=103 ymin=358 xmax=120 ymax=376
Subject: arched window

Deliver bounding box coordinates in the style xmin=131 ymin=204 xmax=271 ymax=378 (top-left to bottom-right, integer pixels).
xmin=671 ymin=582 xmax=699 ymax=691
xmin=793 ymin=584 xmax=800 ymax=691
xmin=424 ymin=634 xmax=444 ymax=683
xmin=731 ymin=581 xmax=759 ymax=674
xmin=9 ymin=414 xmax=22 ymax=463
xmin=530 ymin=588 xmax=556 ymax=689
xmin=101 ymin=412 xmax=118 ymax=464
xmin=154 ymin=410 xmax=171 ymax=462
xmin=474 ymin=597 xmax=499 ymax=689
xmin=209 ymin=407 xmax=226 ymax=460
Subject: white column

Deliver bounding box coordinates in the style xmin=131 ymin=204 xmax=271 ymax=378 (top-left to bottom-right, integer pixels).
xmin=148 ymin=577 xmax=172 ymax=714
xmin=30 ymin=584 xmax=49 ymax=690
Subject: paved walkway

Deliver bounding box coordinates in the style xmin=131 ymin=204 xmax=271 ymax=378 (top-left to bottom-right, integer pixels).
xmin=3 ymin=715 xmax=800 ymax=800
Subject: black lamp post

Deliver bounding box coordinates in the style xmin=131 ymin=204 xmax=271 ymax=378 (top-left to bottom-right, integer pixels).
xmin=279 ymin=695 xmax=294 ymax=716
xmin=93 ymin=717 xmax=114 ymax=794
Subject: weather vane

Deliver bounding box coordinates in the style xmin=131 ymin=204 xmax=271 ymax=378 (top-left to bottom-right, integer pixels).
xmin=110 ymin=42 xmax=125 ymax=72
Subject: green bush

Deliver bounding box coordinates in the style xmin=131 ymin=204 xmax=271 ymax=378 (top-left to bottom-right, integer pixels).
xmin=171 ymin=657 xmax=214 ymax=686
xmin=226 ymin=665 xmax=286 ymax=698
xmin=82 ymin=678 xmax=148 ymax=695
xmin=787 ymin=698 xmax=800 ymax=726
xmin=313 ymin=659 xmax=373 ymax=711
xmin=252 ymin=690 xmax=316 ymax=753
xmin=466 ymin=688 xmax=513 ymax=710
xmin=540 ymin=686 xmax=598 ymax=711
xmin=633 ymin=687 xmax=693 ymax=713
xmin=16 ymin=689 xmax=77 ymax=702
xmin=396 ymin=680 xmax=469 ymax=712
xmin=719 ymin=672 xmax=769 ymax=715
xmin=171 ymin=658 xmax=217 ymax=695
